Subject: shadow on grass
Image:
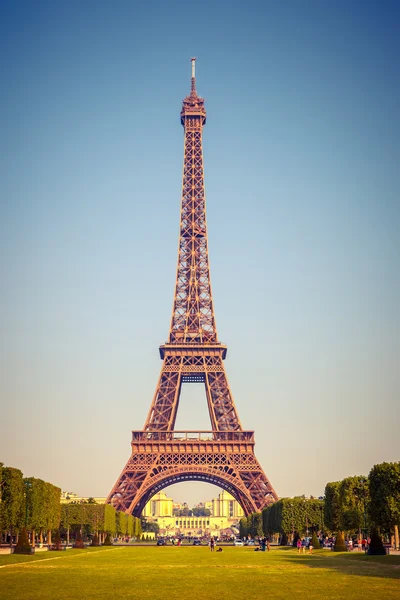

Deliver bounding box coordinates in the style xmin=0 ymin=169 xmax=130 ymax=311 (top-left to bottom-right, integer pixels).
xmin=277 ymin=549 xmax=400 ymax=581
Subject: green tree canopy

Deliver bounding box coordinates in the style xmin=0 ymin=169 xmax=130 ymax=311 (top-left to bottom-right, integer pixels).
xmin=0 ymin=466 xmax=25 ymax=532
xmin=369 ymin=462 xmax=400 ymax=533
xmin=263 ymin=497 xmax=324 ymax=536
xmin=239 ymin=517 xmax=248 ymax=538
xmin=339 ymin=475 xmax=369 ymax=533
xmin=191 ymin=507 xmax=211 ymax=517
xmin=324 ymin=482 xmax=341 ymax=532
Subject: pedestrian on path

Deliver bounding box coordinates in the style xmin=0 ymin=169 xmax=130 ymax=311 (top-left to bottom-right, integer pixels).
xmin=297 ymin=538 xmax=302 ymax=554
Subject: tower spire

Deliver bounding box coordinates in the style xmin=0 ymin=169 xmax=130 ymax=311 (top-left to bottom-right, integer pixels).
xmin=191 ymin=57 xmax=197 ymax=95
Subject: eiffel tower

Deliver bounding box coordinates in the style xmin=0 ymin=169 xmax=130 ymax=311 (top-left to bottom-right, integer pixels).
xmin=107 ymin=59 xmax=278 ymax=516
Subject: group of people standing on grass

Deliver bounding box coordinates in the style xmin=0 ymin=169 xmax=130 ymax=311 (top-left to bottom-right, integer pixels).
xmin=296 ymin=538 xmax=314 ymax=554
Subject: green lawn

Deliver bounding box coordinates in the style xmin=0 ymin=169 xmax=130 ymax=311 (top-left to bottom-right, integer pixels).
xmin=1 ymin=546 xmax=399 ymax=600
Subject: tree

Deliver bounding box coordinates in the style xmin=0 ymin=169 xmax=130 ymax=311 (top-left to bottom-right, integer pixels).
xmin=118 ymin=512 xmax=128 ymax=537
xmin=247 ymin=513 xmax=263 ymax=538
xmin=369 ymin=462 xmax=400 ymax=549
xmin=239 ymin=517 xmax=248 ymax=539
xmin=135 ymin=516 xmax=142 ymax=539
xmin=0 ymin=467 xmax=25 ymax=538
xmin=324 ymin=482 xmax=341 ymax=532
xmin=262 ymin=497 xmax=324 ymax=538
xmin=25 ymin=478 xmax=46 ymax=542
xmin=191 ymin=507 xmax=211 ymax=517
xmin=141 ymin=519 xmax=159 ymax=534
xmin=43 ymin=481 xmax=61 ymax=543
xmin=339 ymin=476 xmax=369 ymax=534
xmin=174 ymin=507 xmax=192 ymax=517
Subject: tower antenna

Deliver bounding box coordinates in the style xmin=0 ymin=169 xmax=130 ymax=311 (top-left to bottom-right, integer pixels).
xmin=190 ymin=57 xmax=197 ymax=94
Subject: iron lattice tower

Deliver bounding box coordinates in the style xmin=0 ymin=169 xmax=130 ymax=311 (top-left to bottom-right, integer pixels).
xmin=107 ymin=60 xmax=278 ymax=516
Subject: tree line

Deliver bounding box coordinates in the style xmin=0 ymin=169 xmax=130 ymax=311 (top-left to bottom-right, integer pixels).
xmin=0 ymin=463 xmax=141 ymax=546
xmin=323 ymin=462 xmax=399 ymax=548
xmin=239 ymin=461 xmax=399 ymax=549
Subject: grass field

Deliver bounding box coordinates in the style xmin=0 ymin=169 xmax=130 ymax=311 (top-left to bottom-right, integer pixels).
xmin=1 ymin=546 xmax=399 ymax=600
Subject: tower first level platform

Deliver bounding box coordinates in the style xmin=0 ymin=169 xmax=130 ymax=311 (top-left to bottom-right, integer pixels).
xmin=109 ymin=430 xmax=276 ymax=517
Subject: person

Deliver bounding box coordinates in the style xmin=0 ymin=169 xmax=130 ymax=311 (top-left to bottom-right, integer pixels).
xmin=301 ymin=538 xmax=306 ymax=554
xmin=348 ymin=538 xmax=353 ymax=551
xmin=261 ymin=537 xmax=266 ymax=552
xmin=308 ymin=540 xmax=313 ymax=555
xmin=210 ymin=537 xmax=215 ymax=552
xmin=297 ymin=538 xmax=302 ymax=554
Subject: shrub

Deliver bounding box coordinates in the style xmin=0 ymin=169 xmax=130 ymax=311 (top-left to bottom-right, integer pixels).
xmin=311 ymin=531 xmax=320 ymax=549
xmin=14 ymin=528 xmax=32 ymax=555
xmin=333 ymin=530 xmax=347 ymax=552
xmin=91 ymin=533 xmax=99 ymax=547
xmin=74 ymin=530 xmax=85 ymax=549
xmin=368 ymin=528 xmax=386 ymax=555
xmin=103 ymin=533 xmax=113 ymax=546
xmin=280 ymin=533 xmax=288 ymax=546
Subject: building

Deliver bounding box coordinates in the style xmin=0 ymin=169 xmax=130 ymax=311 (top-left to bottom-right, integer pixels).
xmin=61 ymin=492 xmax=106 ymax=504
xmin=212 ymin=490 xmax=244 ymax=520
xmin=141 ymin=490 xmax=244 ymax=537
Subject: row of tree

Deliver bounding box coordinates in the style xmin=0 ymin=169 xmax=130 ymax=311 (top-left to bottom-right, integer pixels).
xmin=60 ymin=502 xmax=142 ymax=543
xmin=0 ymin=463 xmax=142 ymax=546
xmin=238 ymin=461 xmax=399 ymax=549
xmin=324 ymin=462 xmax=400 ymax=547
xmin=173 ymin=507 xmax=211 ymax=517
xmin=239 ymin=512 xmax=264 ymax=539
xmin=262 ymin=497 xmax=324 ymax=540
xmin=0 ymin=464 xmax=60 ymax=544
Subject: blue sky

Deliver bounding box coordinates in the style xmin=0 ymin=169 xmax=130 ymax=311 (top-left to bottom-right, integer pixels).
xmin=1 ymin=0 xmax=399 ymax=507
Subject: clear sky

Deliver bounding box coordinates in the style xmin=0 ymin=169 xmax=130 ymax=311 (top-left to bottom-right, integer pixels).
xmin=1 ymin=0 xmax=399 ymax=508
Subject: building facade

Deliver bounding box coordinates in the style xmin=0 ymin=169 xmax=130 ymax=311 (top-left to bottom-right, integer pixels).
xmin=141 ymin=490 xmax=244 ymax=537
